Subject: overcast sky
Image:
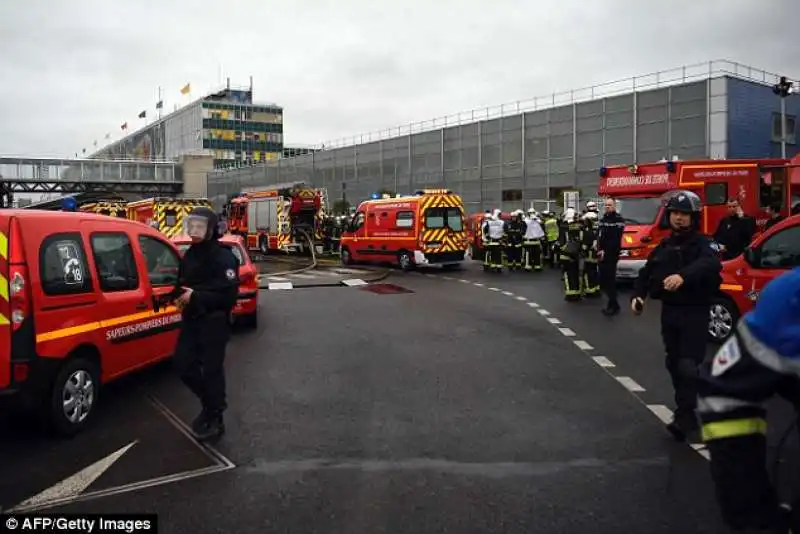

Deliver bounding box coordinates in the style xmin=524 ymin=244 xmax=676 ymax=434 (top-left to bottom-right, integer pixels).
xmin=0 ymin=0 xmax=796 ymax=157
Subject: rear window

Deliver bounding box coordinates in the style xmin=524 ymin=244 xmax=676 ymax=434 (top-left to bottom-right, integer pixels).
xmin=164 ymin=209 xmax=178 ymax=227
xmin=424 ymin=207 xmax=464 ymax=231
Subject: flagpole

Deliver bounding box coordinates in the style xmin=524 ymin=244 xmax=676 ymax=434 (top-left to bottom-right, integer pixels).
xmin=158 ymin=86 xmax=162 ymax=120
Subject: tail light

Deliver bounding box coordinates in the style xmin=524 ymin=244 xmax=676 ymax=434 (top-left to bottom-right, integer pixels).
xmin=239 ymin=271 xmax=256 ymax=287
xmin=9 ymin=265 xmax=29 ymax=331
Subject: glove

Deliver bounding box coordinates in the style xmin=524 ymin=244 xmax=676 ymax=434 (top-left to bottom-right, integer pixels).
xmin=631 ymin=297 xmax=644 ymax=315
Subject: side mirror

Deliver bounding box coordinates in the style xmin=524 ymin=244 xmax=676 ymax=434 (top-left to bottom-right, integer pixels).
xmin=743 ymin=246 xmax=760 ymax=267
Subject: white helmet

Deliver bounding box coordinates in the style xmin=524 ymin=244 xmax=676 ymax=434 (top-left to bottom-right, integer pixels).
xmin=563 ymin=208 xmax=577 ymax=222
xmin=586 ymin=200 xmax=598 ymax=212
xmin=582 ymin=211 xmax=598 ymax=221
xmin=492 ymin=209 xmax=502 ymax=220
xmin=527 ymin=208 xmax=537 ymax=217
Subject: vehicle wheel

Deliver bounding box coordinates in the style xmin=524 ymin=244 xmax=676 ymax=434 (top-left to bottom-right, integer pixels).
xmin=708 ymin=296 xmax=740 ymax=344
xmin=49 ymin=357 xmax=99 ymax=437
xmin=341 ymin=247 xmax=353 ymax=265
xmin=398 ymin=250 xmax=414 ymax=271
xmin=240 ymin=312 xmax=258 ymax=329
xmin=259 ymin=237 xmax=268 ymax=254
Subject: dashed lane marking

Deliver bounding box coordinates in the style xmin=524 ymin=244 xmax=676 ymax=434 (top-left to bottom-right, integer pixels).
xmin=591 ymin=356 xmax=615 ymax=368
xmin=426 ymin=274 xmax=711 ymax=463
xmin=268 ymin=282 xmax=293 ymax=290
xmin=515 ymin=296 xmax=527 ymax=301
xmin=459 ymin=279 xmax=470 ymax=283
xmin=615 ymin=376 xmax=646 ymax=393
xmin=266 ymin=277 xmax=291 ymax=282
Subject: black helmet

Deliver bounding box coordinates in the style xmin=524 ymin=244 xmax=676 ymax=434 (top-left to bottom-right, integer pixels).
xmin=661 ymin=190 xmax=702 ymax=214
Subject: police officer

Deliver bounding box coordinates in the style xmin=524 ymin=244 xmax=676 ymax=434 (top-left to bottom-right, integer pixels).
xmin=543 ymin=212 xmax=560 ymax=268
xmin=597 ymin=198 xmax=626 ymax=316
xmin=697 ymin=267 xmax=800 ymax=533
xmin=505 ymin=210 xmax=525 ymax=271
xmin=482 ymin=210 xmax=505 ymax=272
xmin=559 ymin=208 xmax=583 ymax=301
xmin=631 ymin=190 xmax=722 ymax=439
xmin=580 ymin=211 xmax=601 ymax=297
xmin=173 ymin=207 xmax=240 ymax=441
xmin=523 ymin=208 xmax=545 ymax=271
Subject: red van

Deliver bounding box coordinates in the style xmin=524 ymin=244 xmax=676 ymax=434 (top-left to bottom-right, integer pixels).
xmin=0 ymin=210 xmax=183 ymax=435
xmin=709 ymin=214 xmax=800 ymax=343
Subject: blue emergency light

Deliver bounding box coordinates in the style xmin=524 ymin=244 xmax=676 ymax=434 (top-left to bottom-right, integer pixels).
xmin=61 ymin=197 xmax=78 ymax=211
xmin=370 ymin=193 xmax=381 ymax=199
xmin=598 ymin=167 xmax=608 ymax=177
xmin=666 ymin=161 xmax=676 ymax=173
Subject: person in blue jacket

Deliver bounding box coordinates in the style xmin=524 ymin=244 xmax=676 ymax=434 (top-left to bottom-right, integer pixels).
xmin=697 ymin=266 xmax=800 ymax=532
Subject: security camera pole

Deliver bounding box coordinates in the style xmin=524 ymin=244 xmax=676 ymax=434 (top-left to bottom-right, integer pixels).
xmin=773 ymin=76 xmax=794 ymax=158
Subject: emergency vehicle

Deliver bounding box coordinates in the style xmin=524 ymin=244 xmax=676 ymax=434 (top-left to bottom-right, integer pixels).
xmin=340 ymin=189 xmax=468 ymax=270
xmin=466 ymin=211 xmax=512 ymax=261
xmin=79 ymin=199 xmax=129 ymax=218
xmin=0 ymin=210 xmax=184 ymax=435
xmin=598 ymin=156 xmax=800 ymax=279
xmin=225 ymin=182 xmax=326 ymax=254
xmin=127 ymin=197 xmax=212 ymax=239
xmin=172 ymin=233 xmax=259 ymax=328
xmin=709 ymin=213 xmax=800 ymax=343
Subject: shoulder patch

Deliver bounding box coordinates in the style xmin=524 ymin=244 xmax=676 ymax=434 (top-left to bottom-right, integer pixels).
xmin=711 ymin=336 xmax=742 ymax=377
xmin=226 ymin=268 xmax=237 ymax=281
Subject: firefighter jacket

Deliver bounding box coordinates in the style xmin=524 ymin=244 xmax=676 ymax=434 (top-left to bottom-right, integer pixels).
xmin=484 ymin=218 xmax=505 ymax=240
xmin=581 ymin=222 xmax=598 ymax=261
xmin=523 ymin=217 xmax=545 ymax=241
xmin=597 ymin=212 xmax=625 ymax=260
xmin=697 ymin=267 xmax=800 ymax=531
xmin=559 ymin=222 xmax=583 ymax=259
xmin=506 ymin=220 xmax=525 ymax=246
xmin=544 ymin=218 xmax=559 ymax=242
xmin=632 ymin=231 xmax=722 ymax=306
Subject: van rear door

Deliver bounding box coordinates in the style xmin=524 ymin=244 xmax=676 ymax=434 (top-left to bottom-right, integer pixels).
xmin=0 ymin=215 xmax=11 ymax=389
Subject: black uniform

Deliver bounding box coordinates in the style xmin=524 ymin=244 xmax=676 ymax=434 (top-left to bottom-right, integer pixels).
xmin=173 ymin=208 xmax=239 ymax=440
xmin=697 ymin=267 xmax=800 ymax=533
xmin=633 ymin=195 xmax=722 ymax=437
xmin=580 ymin=218 xmax=600 ymax=297
xmin=505 ymin=218 xmax=525 ymax=270
xmin=597 ymin=211 xmax=625 ymax=313
xmin=559 ymin=219 xmax=583 ymax=300
xmin=714 ymin=213 xmax=757 ymax=260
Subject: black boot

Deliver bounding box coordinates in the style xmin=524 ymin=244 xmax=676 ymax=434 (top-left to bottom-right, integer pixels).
xmin=193 ymin=412 xmax=225 ymax=441
xmin=191 ymin=409 xmax=208 ymax=435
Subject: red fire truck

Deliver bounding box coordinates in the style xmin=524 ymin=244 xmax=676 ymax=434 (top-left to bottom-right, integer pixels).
xmin=598 ymin=156 xmax=800 ymax=279
xmin=225 ymin=182 xmax=325 ymax=254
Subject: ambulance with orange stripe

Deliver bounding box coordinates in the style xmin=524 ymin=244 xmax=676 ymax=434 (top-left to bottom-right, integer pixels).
xmin=340 ymin=189 xmax=468 ymax=270
xmin=0 ymin=210 xmax=184 ymax=435
xmin=598 ymin=157 xmax=796 ymax=280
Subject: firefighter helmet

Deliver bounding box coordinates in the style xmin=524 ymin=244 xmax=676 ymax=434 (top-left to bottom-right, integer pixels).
xmin=585 ymin=200 xmax=598 ymax=212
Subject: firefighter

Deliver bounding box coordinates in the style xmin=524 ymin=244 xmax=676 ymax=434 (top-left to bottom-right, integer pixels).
xmin=580 ymin=211 xmax=601 ymax=297
xmin=172 ymin=207 xmax=240 ymax=441
xmin=505 ymin=210 xmax=525 ymax=271
xmin=543 ymin=212 xmax=560 ymax=268
xmin=482 ymin=209 xmax=505 ymax=272
xmin=697 ymin=267 xmax=800 ymax=533
xmin=585 ymin=200 xmax=599 ymax=215
xmin=631 ymin=190 xmax=722 ymax=440
xmin=523 ymin=209 xmax=545 ymax=271
xmin=559 ymin=208 xmax=583 ymax=301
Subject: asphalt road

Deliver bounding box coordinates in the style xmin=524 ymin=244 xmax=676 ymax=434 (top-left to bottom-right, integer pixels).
xmin=0 ymin=260 xmax=796 ymax=533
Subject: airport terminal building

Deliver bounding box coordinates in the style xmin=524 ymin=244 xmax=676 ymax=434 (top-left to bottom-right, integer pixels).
xmin=207 ymin=61 xmax=799 ymax=213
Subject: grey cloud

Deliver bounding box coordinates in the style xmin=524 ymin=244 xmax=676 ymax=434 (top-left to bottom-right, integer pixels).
xmin=0 ymin=0 xmax=796 ymax=155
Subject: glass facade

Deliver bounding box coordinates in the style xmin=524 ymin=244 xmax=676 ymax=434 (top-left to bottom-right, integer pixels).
xmin=208 ymin=80 xmax=712 ymax=213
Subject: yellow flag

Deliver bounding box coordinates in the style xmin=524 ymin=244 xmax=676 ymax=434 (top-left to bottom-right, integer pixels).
xmin=180 ymin=83 xmax=191 ymax=95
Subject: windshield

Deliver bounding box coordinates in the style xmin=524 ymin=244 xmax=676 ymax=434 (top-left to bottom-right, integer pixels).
xmin=614 ymin=197 xmax=662 ymax=225
xmin=424 ymin=207 xmax=463 ymax=231
xmin=176 ymin=243 xmax=244 ymax=265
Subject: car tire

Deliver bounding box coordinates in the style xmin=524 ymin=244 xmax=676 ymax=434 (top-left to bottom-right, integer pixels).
xmin=340 ymin=247 xmax=353 ymax=265
xmin=708 ymin=296 xmax=740 ymax=344
xmin=49 ymin=357 xmax=100 ymax=437
xmin=397 ymin=250 xmax=414 ymax=271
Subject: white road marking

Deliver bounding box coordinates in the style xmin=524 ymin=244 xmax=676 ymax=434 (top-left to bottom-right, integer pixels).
xmin=15 ymin=442 xmax=137 ymax=509
xmin=646 ymin=404 xmax=674 ymax=425
xmin=537 ymin=309 xmax=550 ymax=316
xmin=502 ymin=291 xmax=514 ymax=296
xmin=558 ymin=327 xmax=576 ymax=337
xmin=515 ymin=296 xmax=527 ymax=301
xmin=573 ymin=340 xmax=594 ymax=351
xmin=342 ymin=278 xmax=368 ymax=286
xmin=443 ymin=276 xmax=454 ymax=280
xmin=591 ymin=356 xmax=615 ymax=368
xmin=527 ymin=302 xmax=540 ymax=308
xmin=615 ymin=376 xmax=645 ymax=392
xmin=267 ymin=276 xmax=290 ymax=282
xmin=459 ymin=279 xmax=470 ymax=283
xmin=268 ymin=282 xmax=294 ymax=290
xmin=690 ymin=444 xmax=711 ymax=460
xmin=473 ymin=283 xmax=484 ymax=287
xmin=547 ymin=317 xmax=562 ymax=324
xmin=488 ymin=287 xmax=500 ymax=292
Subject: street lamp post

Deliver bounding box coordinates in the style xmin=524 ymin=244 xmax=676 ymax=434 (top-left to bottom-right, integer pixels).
xmin=773 ymin=76 xmax=794 ymax=158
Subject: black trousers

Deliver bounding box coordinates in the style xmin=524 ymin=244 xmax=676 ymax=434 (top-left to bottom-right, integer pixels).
xmin=174 ymin=315 xmax=231 ymax=414
xmin=599 ymin=259 xmax=619 ymax=310
xmin=661 ymin=304 xmax=708 ymax=420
